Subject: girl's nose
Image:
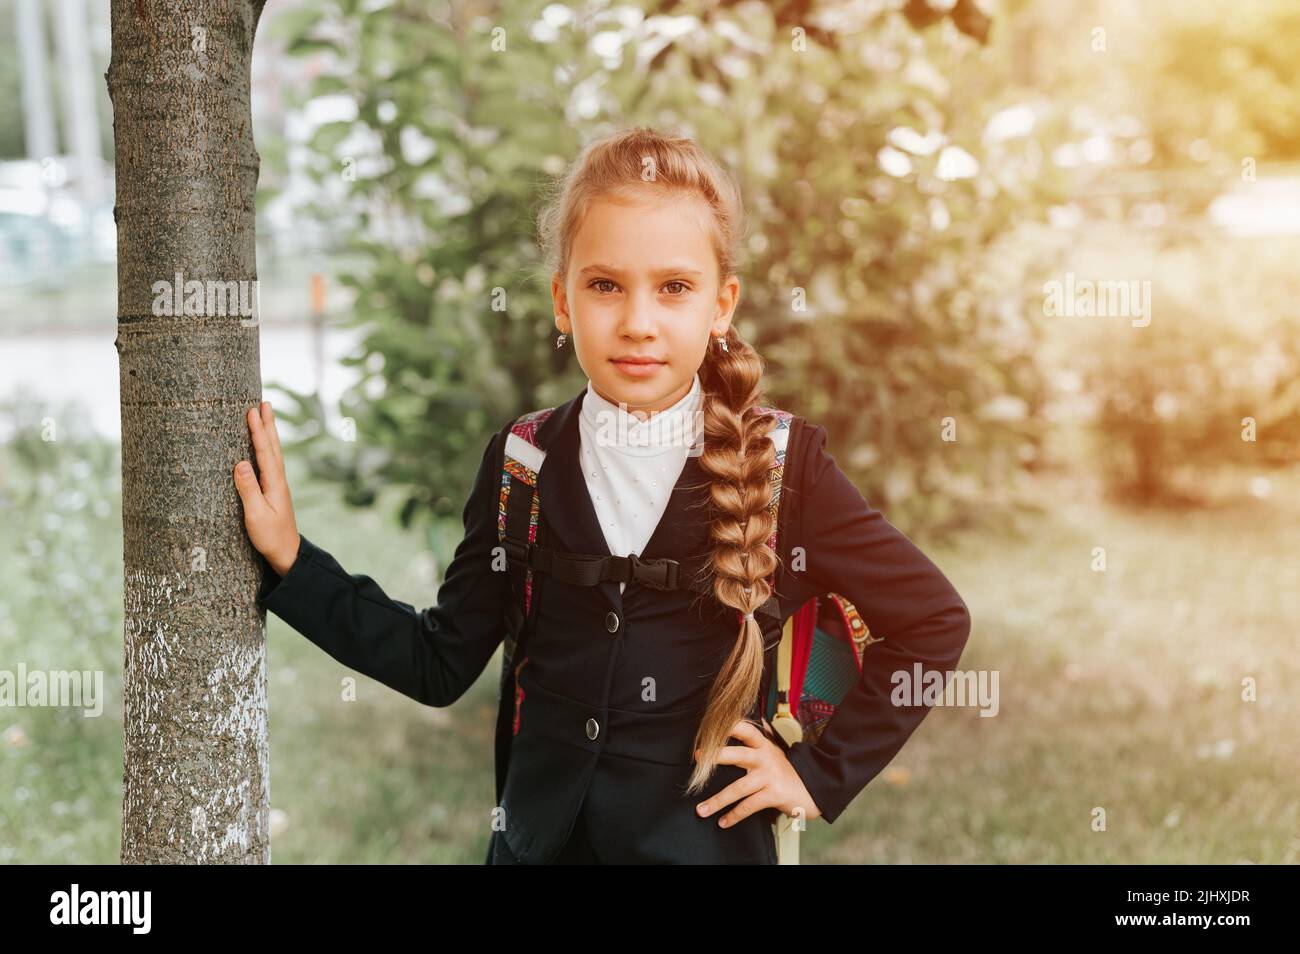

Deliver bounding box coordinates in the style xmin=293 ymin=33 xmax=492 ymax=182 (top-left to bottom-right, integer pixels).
xmin=617 ymin=290 xmax=659 ymax=338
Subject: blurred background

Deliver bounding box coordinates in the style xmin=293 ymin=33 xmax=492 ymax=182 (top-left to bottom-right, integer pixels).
xmin=2 ymin=0 xmax=1298 ymax=863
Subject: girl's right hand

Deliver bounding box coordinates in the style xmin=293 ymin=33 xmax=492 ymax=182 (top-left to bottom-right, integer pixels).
xmin=233 ymin=401 xmax=301 ymax=577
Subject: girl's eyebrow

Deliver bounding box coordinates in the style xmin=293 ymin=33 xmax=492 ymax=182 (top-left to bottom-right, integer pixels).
xmin=578 ymin=264 xmax=704 ymax=279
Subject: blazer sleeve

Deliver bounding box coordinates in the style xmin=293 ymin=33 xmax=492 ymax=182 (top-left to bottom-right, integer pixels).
xmin=776 ymin=422 xmax=972 ymax=825
xmin=255 ymin=422 xmax=513 ymax=708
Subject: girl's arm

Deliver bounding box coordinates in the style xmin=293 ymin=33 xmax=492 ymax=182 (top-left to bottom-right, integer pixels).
xmin=779 ymin=423 xmax=973 ymax=824
xmin=256 ymin=424 xmax=513 ymax=708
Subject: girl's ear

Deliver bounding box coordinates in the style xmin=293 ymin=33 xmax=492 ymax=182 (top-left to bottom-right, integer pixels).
xmin=551 ymin=271 xmax=570 ymax=322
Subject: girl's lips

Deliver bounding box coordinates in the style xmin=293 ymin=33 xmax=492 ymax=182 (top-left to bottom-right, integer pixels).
xmin=610 ymin=358 xmax=665 ymax=378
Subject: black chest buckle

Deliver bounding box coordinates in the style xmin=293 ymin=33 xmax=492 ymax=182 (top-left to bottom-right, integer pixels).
xmin=620 ymin=552 xmax=681 ymax=590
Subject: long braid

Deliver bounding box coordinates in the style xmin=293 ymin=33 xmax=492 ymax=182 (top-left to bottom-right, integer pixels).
xmin=683 ymin=328 xmax=780 ymax=795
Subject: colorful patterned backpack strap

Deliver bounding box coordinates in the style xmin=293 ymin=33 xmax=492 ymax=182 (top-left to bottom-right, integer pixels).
xmin=751 ymin=405 xmax=796 ymax=561
xmin=490 ymin=406 xmax=556 ymax=805
xmin=499 ymin=407 xmax=553 ymax=633
xmin=746 ymin=406 xmax=806 ymax=741
xmin=742 ymin=405 xmax=798 ymax=638
xmin=746 ymin=405 xmax=812 ymax=864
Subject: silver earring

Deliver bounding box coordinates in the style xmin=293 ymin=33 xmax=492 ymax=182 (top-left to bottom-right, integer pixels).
xmin=556 ymin=332 xmax=567 ymax=348
xmin=716 ymin=335 xmax=728 ymax=352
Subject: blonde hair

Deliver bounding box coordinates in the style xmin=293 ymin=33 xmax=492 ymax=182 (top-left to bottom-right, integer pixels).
xmin=537 ymin=125 xmax=780 ymax=795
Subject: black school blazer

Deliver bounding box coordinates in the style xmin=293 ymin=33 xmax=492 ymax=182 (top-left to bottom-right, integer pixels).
xmin=258 ymin=385 xmax=972 ymax=836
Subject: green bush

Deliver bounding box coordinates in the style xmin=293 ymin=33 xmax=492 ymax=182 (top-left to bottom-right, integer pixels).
xmin=1061 ymin=235 xmax=1300 ymax=503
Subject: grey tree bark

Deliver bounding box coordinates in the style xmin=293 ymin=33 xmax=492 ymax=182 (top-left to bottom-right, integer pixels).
xmin=108 ymin=0 xmax=271 ymax=864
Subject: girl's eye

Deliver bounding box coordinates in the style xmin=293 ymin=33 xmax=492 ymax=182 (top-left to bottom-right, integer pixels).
xmin=586 ymin=279 xmax=691 ymax=295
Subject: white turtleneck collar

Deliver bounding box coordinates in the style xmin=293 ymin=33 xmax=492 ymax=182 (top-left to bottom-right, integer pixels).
xmin=577 ymin=372 xmax=704 ymax=574
xmin=580 ymin=372 xmax=703 ymax=457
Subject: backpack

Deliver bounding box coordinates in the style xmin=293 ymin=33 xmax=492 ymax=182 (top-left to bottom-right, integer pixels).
xmin=491 ymin=402 xmax=880 ymax=864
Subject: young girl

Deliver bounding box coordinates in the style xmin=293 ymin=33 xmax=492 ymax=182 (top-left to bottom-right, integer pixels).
xmin=234 ymin=126 xmax=972 ymax=865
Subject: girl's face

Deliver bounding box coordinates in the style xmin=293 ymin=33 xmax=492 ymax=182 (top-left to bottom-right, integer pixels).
xmin=552 ymin=191 xmax=739 ymax=418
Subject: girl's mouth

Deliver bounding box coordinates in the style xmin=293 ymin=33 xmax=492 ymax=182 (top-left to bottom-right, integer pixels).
xmin=610 ymin=358 xmax=665 ymax=378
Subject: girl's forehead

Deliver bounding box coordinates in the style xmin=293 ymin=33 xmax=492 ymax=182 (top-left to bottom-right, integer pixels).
xmin=571 ymin=193 xmax=716 ymax=264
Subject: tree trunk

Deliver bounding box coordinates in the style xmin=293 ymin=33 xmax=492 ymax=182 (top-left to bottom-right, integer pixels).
xmin=109 ymin=0 xmax=271 ymax=864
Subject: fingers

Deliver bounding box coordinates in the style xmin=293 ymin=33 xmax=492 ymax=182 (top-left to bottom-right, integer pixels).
xmin=260 ymin=400 xmax=284 ymax=461
xmin=716 ymin=792 xmax=771 ymax=829
xmin=232 ymin=459 xmax=269 ymax=519
xmin=247 ymin=403 xmax=285 ymax=496
xmin=696 ymin=772 xmax=765 ymax=825
xmin=728 ymin=719 xmax=767 ymax=747
xmin=709 ymin=740 xmax=762 ymax=771
xmin=247 ymin=404 xmax=276 ymax=467
xmin=694 ymin=721 xmax=768 ymax=774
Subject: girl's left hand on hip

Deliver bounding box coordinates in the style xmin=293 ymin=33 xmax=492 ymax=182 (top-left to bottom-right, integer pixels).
xmin=694 ymin=719 xmax=822 ymax=827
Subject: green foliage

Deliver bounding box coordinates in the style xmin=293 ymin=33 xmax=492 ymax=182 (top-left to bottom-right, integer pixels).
xmin=1064 ymin=235 xmax=1300 ymax=503
xmin=989 ymin=0 xmax=1300 ymax=504
xmin=0 ymin=397 xmax=124 ymax=864
xmin=0 ymin=396 xmax=122 ymax=680
xmin=1128 ymin=0 xmax=1300 ymax=166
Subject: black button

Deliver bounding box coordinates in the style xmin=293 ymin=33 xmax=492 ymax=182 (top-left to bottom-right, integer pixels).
xmin=605 ymin=611 xmax=619 ymax=633
xmin=586 ymin=718 xmax=599 ymax=740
